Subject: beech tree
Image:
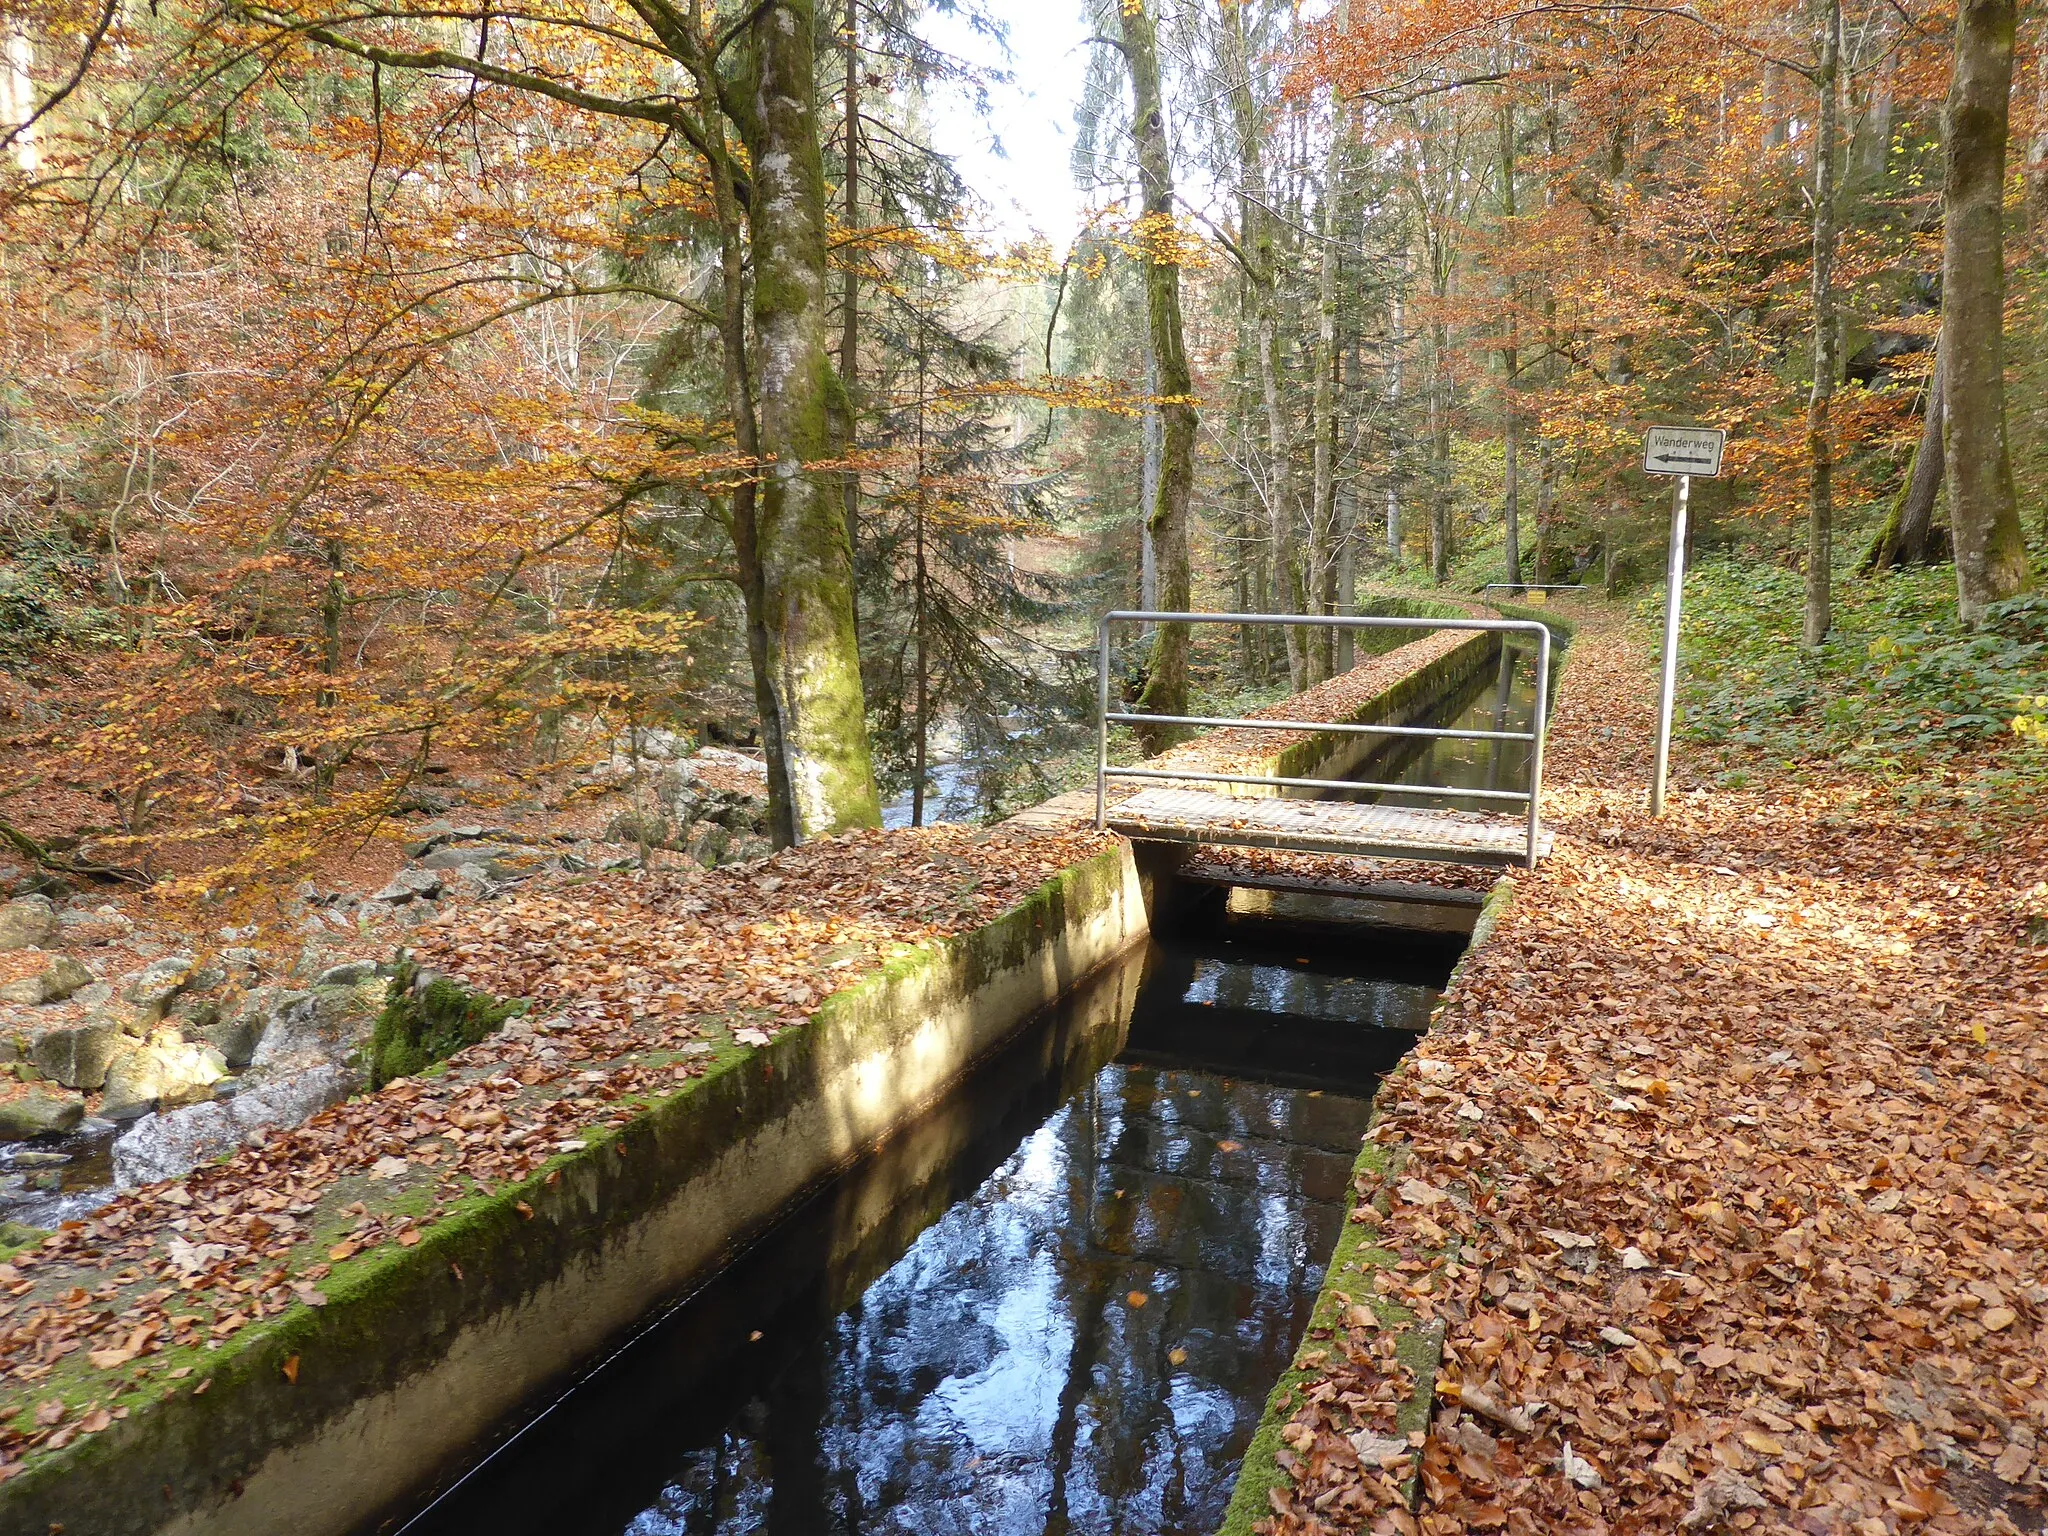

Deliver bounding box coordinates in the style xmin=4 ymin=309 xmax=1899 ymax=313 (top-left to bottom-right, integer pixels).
xmin=1941 ymin=0 xmax=2034 ymax=623
xmin=37 ymin=0 xmax=884 ymax=842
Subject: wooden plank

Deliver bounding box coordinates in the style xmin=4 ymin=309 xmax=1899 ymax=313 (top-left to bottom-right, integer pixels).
xmin=1107 ymin=787 xmax=1547 ymax=868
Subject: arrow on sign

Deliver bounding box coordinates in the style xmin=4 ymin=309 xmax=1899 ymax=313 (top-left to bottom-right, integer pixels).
xmin=1649 ymin=452 xmax=1716 ymax=467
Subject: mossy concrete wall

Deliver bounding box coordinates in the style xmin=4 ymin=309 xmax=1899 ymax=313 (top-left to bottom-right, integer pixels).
xmin=4 ymin=842 xmax=1154 ymax=1536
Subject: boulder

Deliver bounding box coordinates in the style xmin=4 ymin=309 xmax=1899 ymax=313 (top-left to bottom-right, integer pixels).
xmin=38 ymin=955 xmax=95 ymax=1002
xmin=248 ymin=980 xmax=383 ymax=1073
xmin=120 ymin=954 xmax=195 ymax=1015
xmin=194 ymin=998 xmax=268 ymax=1069
xmin=0 ymin=955 xmax=95 ymax=1006
xmin=418 ymin=842 xmax=511 ymax=871
xmin=368 ymin=868 xmax=443 ymax=904
xmin=314 ymin=960 xmax=377 ymax=987
xmin=0 ymin=1090 xmax=85 ymax=1139
xmin=100 ymin=1034 xmax=229 ymax=1121
xmin=605 ymin=809 xmax=670 ymax=847
xmin=112 ymin=1063 xmax=355 ymax=1185
xmin=218 ymin=947 xmax=263 ymax=984
xmin=403 ymin=820 xmax=486 ymax=858
xmin=167 ymin=994 xmax=223 ymax=1033
xmin=683 ymin=823 xmax=731 ymax=868
xmin=0 ymin=896 xmax=59 ymax=952
xmin=29 ymin=1019 xmax=126 ymax=1090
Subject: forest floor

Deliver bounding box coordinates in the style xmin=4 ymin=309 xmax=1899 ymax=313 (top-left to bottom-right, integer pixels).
xmin=1261 ymin=605 xmax=2048 ymax=1535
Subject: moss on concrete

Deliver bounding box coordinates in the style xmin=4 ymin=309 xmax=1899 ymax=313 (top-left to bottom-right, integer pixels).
xmin=0 ymin=841 xmax=1141 ymax=1536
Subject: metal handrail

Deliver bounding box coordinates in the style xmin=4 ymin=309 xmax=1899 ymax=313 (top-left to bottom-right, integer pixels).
xmin=1094 ymin=610 xmax=1553 ymax=869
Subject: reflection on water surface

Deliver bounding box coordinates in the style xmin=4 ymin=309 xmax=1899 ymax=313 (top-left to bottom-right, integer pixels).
xmin=387 ymin=912 xmax=1457 ymax=1536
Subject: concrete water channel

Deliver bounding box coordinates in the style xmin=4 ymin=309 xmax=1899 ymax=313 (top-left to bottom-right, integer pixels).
xmin=369 ymin=642 xmax=1550 ymax=1536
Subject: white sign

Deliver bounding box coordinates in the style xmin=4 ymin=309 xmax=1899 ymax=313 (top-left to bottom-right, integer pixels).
xmin=1642 ymin=425 xmax=1725 ymax=478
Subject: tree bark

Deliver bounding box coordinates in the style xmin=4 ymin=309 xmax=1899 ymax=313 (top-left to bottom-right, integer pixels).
xmin=1309 ymin=70 xmax=1350 ymax=684
xmin=838 ymin=7 xmax=862 ymax=573
xmin=1498 ymin=90 xmax=1521 ymax=590
xmin=1804 ymin=0 xmax=1841 ymax=649
xmin=1942 ymin=0 xmax=2034 ymax=622
xmin=1863 ymin=347 xmax=1947 ymax=571
xmin=1120 ymin=0 xmax=1196 ymax=746
xmin=737 ymin=0 xmax=882 ymax=837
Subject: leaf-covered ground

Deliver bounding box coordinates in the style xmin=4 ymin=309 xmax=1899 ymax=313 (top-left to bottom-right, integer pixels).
xmin=0 ymin=822 xmax=1110 ymax=1470
xmin=1260 ymin=608 xmax=2047 ymax=1535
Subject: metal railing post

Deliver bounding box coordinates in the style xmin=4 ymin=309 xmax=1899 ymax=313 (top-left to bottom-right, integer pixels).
xmin=1526 ymin=626 xmax=1552 ymax=870
xmin=1094 ymin=616 xmax=1112 ymax=830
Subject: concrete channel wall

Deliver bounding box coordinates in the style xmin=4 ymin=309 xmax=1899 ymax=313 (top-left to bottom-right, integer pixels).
xmin=6 ymin=847 xmax=1156 ymax=1536
xmin=3 ymin=604 xmax=1556 ymax=1536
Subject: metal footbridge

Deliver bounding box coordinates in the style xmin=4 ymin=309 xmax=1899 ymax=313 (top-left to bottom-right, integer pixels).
xmin=1094 ymin=612 xmax=1555 ymax=870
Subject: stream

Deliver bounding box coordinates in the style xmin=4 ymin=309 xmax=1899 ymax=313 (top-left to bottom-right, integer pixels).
xmin=380 ymin=900 xmax=1460 ymax=1536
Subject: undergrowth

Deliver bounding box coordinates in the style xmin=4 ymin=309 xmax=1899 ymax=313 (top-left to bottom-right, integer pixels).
xmin=1669 ymin=558 xmax=2048 ymax=807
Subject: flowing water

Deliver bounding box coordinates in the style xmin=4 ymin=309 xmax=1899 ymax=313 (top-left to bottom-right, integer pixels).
xmin=380 ymin=902 xmax=1463 ymax=1536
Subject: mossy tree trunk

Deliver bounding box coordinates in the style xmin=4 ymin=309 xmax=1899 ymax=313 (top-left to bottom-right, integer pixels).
xmin=733 ymin=0 xmax=882 ymax=839
xmin=1941 ymin=0 xmax=2035 ymax=623
xmin=1863 ymin=344 xmax=1947 ymax=572
xmin=1804 ymin=0 xmax=1841 ymax=649
xmin=1120 ymin=0 xmax=1196 ymax=751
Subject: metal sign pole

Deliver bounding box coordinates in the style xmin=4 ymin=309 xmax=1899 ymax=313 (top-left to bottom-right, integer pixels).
xmin=1650 ymin=473 xmax=1690 ymax=817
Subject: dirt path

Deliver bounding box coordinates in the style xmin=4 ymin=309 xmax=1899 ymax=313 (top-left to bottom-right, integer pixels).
xmin=1262 ymin=606 xmax=2048 ymax=1535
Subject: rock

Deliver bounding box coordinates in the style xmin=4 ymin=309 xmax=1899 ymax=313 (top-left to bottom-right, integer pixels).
xmin=219 ymin=947 xmax=263 ymax=984
xmin=1 ymin=962 xmax=98 ymax=1011
xmin=484 ymin=852 xmax=548 ymax=883
xmin=368 ymin=868 xmax=443 ymax=904
xmin=167 ymin=995 xmax=223 ymax=1033
xmin=249 ymin=981 xmax=383 ymax=1073
xmin=403 ymin=820 xmax=487 ymax=857
xmin=30 ymin=1020 xmax=126 ymax=1090
xmin=0 ymin=1219 xmax=48 ymax=1253
xmin=69 ymin=982 xmax=113 ymax=1011
xmin=314 ymin=960 xmax=377 ymax=987
xmin=112 ymin=1063 xmax=355 ymax=1185
xmin=0 ymin=1090 xmax=86 ymax=1139
xmin=0 ymin=896 xmax=60 ymax=952
xmin=184 ymin=964 xmax=229 ymax=995
xmin=605 ymin=809 xmax=670 ymax=847
xmin=120 ymin=954 xmax=196 ymax=1015
xmin=38 ymin=955 xmax=95 ymax=1002
xmin=727 ymin=836 xmax=774 ymax=865
xmin=100 ymin=1034 xmax=229 ymax=1121
xmin=418 ymin=842 xmax=511 ymax=870
xmin=683 ymin=823 xmax=731 ymax=868
xmin=616 ymin=725 xmax=690 ymax=761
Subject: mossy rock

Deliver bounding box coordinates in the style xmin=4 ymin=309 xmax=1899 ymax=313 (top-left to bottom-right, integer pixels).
xmin=368 ymin=958 xmax=527 ymax=1089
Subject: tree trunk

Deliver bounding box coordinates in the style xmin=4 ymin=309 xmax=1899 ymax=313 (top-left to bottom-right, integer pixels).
xmin=738 ymin=0 xmax=881 ymax=838
xmin=1942 ymin=0 xmax=2034 ymax=622
xmin=838 ymin=10 xmax=862 ymax=573
xmin=1221 ymin=3 xmax=1302 ymax=683
xmin=1499 ymin=88 xmax=1522 ymax=591
xmin=1804 ymin=0 xmax=1841 ymax=649
xmin=1308 ymin=7 xmax=1352 ymax=684
xmin=1121 ymin=0 xmax=1196 ymax=745
xmin=1863 ymin=347 xmax=1947 ymax=571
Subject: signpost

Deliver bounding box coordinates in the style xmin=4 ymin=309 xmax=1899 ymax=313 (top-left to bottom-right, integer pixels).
xmin=1642 ymin=426 xmax=1726 ymax=816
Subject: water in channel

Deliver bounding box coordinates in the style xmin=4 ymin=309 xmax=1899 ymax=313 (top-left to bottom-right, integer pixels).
xmin=381 ymin=903 xmax=1465 ymax=1536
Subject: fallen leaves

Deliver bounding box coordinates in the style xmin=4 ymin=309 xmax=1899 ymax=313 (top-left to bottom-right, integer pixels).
xmin=0 ymin=822 xmax=1115 ymax=1477
xmin=1253 ymin=610 xmax=2048 ymax=1536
